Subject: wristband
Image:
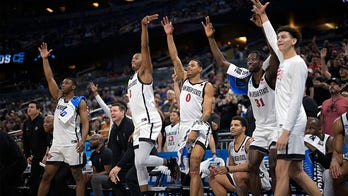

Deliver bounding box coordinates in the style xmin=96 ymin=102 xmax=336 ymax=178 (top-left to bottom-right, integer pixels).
xmin=212 ymin=152 xmax=217 ymax=155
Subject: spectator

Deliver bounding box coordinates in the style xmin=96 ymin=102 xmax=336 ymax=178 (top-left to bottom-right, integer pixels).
xmin=304 ymin=117 xmax=334 ymax=194
xmin=86 ymin=134 xmax=113 ymax=196
xmin=22 ymin=100 xmax=48 ymax=196
xmin=320 ymin=77 xmax=348 ymax=136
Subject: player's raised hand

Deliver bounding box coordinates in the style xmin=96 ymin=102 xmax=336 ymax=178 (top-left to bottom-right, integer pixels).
xmin=142 ymin=14 xmax=159 ymax=25
xmin=201 ymin=16 xmax=215 ymax=38
xmin=38 ymin=42 xmax=53 ymax=59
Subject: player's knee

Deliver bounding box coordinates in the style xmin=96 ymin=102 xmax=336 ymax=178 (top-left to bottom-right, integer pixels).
xmin=135 ymin=158 xmax=145 ymax=169
xmin=41 ymin=171 xmax=54 ymax=182
xmin=189 ymin=169 xmax=200 ymax=177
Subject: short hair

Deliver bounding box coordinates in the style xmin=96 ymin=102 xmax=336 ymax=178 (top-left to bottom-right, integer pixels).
xmin=277 ymin=26 xmax=302 ymax=48
xmin=111 ymin=101 xmax=127 ymax=112
xmin=232 ymin=116 xmax=248 ymax=130
xmin=28 ymin=100 xmax=42 ymax=110
xmin=248 ymin=50 xmax=266 ymax=61
xmin=65 ymin=77 xmax=77 ymax=86
xmin=171 ymin=110 xmax=180 ymax=117
xmin=191 ymin=58 xmax=203 ymax=68
xmin=91 ymin=134 xmax=105 ymax=142
xmin=307 ymin=117 xmax=321 ymax=127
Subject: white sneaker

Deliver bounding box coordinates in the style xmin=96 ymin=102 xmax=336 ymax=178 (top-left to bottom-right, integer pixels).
xmin=153 ymin=165 xmax=171 ymax=175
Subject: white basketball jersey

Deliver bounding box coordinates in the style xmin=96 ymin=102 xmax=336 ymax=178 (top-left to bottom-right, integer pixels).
xmin=229 ymin=136 xmax=250 ymax=165
xmin=165 ymin=123 xmax=180 ymax=152
xmin=248 ymin=74 xmax=277 ymax=130
xmin=180 ymin=79 xmax=207 ymax=124
xmin=53 ymin=97 xmax=81 ymax=146
xmin=127 ymin=73 xmax=162 ymax=128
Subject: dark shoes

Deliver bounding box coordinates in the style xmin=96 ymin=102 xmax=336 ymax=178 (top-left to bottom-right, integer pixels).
xmin=167 ymin=157 xmax=180 ymax=184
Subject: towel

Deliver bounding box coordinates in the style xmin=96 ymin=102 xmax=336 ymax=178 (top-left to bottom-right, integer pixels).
xmin=304 ymin=134 xmax=326 ymax=154
xmin=227 ymin=56 xmax=271 ymax=95
xmin=58 ymin=96 xmax=86 ymax=123
xmin=200 ymin=157 xmax=225 ymax=178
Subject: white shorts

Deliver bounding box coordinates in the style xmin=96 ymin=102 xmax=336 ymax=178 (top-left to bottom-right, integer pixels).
xmin=184 ymin=121 xmax=211 ymax=150
xmin=133 ymin=121 xmax=162 ymax=147
xmin=250 ymin=128 xmax=277 ymax=154
xmin=47 ymin=145 xmax=84 ymax=166
xmin=277 ymin=132 xmax=306 ymax=160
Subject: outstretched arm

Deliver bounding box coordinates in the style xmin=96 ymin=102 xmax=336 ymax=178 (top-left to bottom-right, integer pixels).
xmin=202 ymin=16 xmax=250 ymax=80
xmin=89 ymin=81 xmax=111 ymax=118
xmin=202 ymin=16 xmax=230 ymax=71
xmin=251 ymin=0 xmax=283 ymax=61
xmin=139 ymin=14 xmax=159 ymax=84
xmin=250 ymin=13 xmax=279 ymax=89
xmin=161 ymin=16 xmax=186 ymax=80
xmin=320 ymin=48 xmax=331 ymax=79
xmin=38 ymin=42 xmax=60 ymax=100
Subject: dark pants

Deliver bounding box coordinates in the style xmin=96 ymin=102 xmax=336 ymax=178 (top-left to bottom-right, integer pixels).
xmin=0 ymin=160 xmax=27 ymax=196
xmin=29 ymin=157 xmax=45 ymax=196
xmin=125 ymin=166 xmax=142 ymax=196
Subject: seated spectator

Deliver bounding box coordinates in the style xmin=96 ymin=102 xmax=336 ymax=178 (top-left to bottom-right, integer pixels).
xmin=304 ymin=117 xmax=333 ymax=194
xmin=85 ymin=134 xmax=113 ymax=196
xmin=100 ymin=116 xmax=111 ymax=137
xmin=91 ymin=119 xmax=102 ymax=135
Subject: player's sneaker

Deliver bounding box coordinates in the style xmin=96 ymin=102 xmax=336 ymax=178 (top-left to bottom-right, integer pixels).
xmin=167 ymin=157 xmax=180 ymax=184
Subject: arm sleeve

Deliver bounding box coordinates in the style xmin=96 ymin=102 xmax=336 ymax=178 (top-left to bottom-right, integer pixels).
xmin=95 ymin=95 xmax=111 ymax=118
xmin=262 ymin=21 xmax=284 ymax=62
xmin=283 ymin=60 xmax=308 ymax=131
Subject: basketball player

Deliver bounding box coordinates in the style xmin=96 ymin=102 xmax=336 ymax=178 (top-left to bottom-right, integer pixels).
xmin=161 ymin=16 xmax=215 ymax=196
xmin=251 ymin=1 xmax=321 ymax=195
xmin=124 ymin=14 xmax=178 ymax=195
xmin=202 ymin=15 xmax=279 ymax=195
xmin=330 ymin=113 xmax=348 ymax=196
xmin=37 ymin=42 xmax=89 ymax=196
